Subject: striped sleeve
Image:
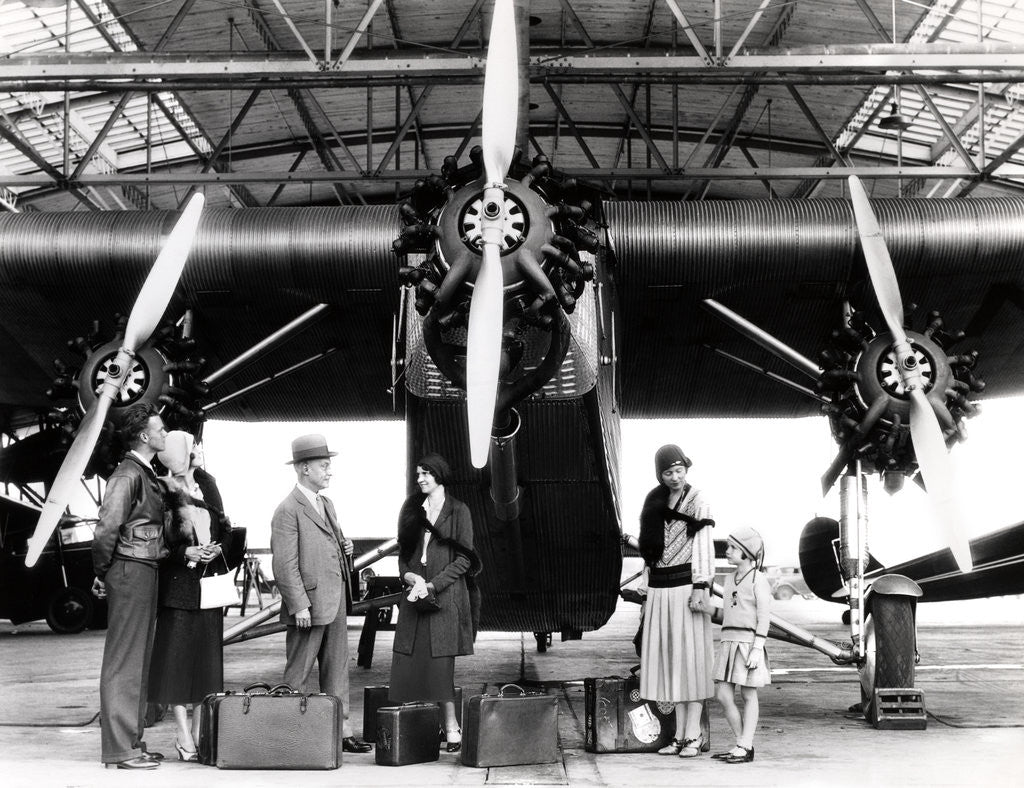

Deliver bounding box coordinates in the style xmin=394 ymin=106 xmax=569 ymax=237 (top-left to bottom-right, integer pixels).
xmin=689 ymin=489 xmax=715 ymax=584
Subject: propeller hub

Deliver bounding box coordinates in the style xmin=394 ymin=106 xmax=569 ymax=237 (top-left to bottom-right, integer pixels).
xmin=455 ymin=188 xmax=530 ymax=256
xmin=867 ymin=333 xmax=938 ymax=403
xmin=77 ymin=340 xmax=169 ymax=416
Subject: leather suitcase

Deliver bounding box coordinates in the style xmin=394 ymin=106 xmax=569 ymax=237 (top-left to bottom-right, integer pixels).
xmin=584 ymin=676 xmax=676 ymax=752
xmin=199 ymin=683 xmax=340 ymax=770
xmin=363 ymin=685 xmax=462 ymax=743
xmin=461 ymin=685 xmax=559 ymax=767
xmin=374 ymin=703 xmax=441 ymax=766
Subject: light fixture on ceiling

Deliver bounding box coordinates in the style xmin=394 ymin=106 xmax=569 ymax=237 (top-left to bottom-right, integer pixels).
xmin=878 ymin=102 xmax=912 ymax=132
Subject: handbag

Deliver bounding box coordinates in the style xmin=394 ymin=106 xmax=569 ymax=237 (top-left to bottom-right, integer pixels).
xmin=412 ymin=590 xmax=441 ymax=614
xmin=200 ymin=555 xmax=240 ymax=609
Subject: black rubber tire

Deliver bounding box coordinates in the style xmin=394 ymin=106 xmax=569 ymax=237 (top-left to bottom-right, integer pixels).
xmin=860 ymin=595 xmax=916 ymax=722
xmin=535 ymin=632 xmax=549 ymax=653
xmin=45 ymin=587 xmax=93 ymax=634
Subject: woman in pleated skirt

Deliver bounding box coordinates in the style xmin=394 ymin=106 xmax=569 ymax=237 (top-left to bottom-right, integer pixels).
xmin=637 ymin=444 xmax=716 ymax=758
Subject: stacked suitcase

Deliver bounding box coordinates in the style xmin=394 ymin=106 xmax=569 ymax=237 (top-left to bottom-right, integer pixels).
xmin=363 ymin=685 xmax=462 ymax=744
xmin=374 ymin=703 xmax=441 ymax=766
xmin=584 ymin=675 xmax=676 ymax=753
xmin=198 ymin=683 xmax=339 ymax=769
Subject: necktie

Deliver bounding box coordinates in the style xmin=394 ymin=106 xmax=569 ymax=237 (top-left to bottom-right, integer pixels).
xmin=315 ymin=494 xmax=326 ymax=520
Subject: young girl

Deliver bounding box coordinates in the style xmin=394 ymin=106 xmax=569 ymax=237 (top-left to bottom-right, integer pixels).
xmin=713 ymin=527 xmax=771 ymax=764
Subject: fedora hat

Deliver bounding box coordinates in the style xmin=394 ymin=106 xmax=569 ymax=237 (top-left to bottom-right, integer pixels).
xmin=287 ymin=434 xmax=337 ymax=464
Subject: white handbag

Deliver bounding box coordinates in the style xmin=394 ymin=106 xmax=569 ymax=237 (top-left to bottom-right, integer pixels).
xmin=200 ymin=556 xmax=239 ymax=609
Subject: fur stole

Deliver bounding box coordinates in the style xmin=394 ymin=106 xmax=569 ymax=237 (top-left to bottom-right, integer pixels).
xmin=160 ymin=483 xmax=198 ymax=548
xmin=638 ymin=484 xmax=714 ymax=565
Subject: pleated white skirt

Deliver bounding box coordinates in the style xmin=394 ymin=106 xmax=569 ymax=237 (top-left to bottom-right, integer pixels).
xmin=638 ymin=584 xmax=715 ymax=703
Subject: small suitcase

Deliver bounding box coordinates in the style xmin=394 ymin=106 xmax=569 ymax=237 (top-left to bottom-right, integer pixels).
xmin=363 ymin=685 xmax=463 ymax=743
xmin=374 ymin=703 xmax=441 ymax=766
xmin=199 ymin=682 xmax=340 ymax=770
xmin=461 ymin=684 xmax=559 ymax=767
xmin=584 ymin=676 xmax=676 ymax=752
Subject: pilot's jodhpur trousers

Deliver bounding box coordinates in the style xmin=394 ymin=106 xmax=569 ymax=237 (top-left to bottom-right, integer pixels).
xmin=99 ymin=559 xmax=159 ymax=763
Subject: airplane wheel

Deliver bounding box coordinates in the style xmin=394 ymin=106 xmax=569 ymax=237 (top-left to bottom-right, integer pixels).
xmin=45 ymin=587 xmax=93 ymax=634
xmin=859 ymin=595 xmax=916 ymax=722
xmin=534 ymin=632 xmax=550 ymax=653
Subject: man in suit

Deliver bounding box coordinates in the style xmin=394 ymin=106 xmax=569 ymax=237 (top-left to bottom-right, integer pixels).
xmin=271 ymin=434 xmax=372 ymax=754
xmin=92 ymin=403 xmax=169 ymax=770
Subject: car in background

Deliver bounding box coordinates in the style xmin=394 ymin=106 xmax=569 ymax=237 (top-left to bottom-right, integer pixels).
xmin=765 ymin=565 xmax=814 ymax=600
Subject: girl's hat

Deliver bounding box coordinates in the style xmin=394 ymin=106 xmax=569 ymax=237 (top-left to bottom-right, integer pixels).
xmin=158 ymin=430 xmax=194 ymax=476
xmin=729 ymin=526 xmax=765 ymax=567
xmin=655 ymin=444 xmax=692 ymax=480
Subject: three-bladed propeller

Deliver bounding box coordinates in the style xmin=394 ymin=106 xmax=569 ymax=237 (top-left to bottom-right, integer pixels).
xmin=466 ymin=0 xmax=518 ymax=469
xmin=24 ymin=193 xmax=205 ymax=568
xmin=848 ymin=175 xmax=973 ymax=572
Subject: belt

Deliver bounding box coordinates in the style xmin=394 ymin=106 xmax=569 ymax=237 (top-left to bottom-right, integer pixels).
xmin=648 ymin=564 xmax=693 ymax=588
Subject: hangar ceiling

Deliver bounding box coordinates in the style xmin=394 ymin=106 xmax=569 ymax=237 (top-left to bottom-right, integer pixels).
xmin=0 ymin=0 xmax=1023 ymax=213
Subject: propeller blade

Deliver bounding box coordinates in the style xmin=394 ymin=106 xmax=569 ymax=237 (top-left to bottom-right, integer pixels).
xmin=24 ymin=194 xmax=205 ymax=568
xmin=123 ymin=193 xmax=205 ymax=349
xmin=465 ymin=0 xmax=519 ymax=468
xmin=848 ymin=175 xmax=906 ymax=342
xmin=24 ymin=395 xmax=112 ymax=567
xmin=466 ymin=243 xmax=504 ymax=468
xmin=481 ymin=0 xmax=518 ymax=186
xmin=908 ymin=390 xmax=974 ymax=572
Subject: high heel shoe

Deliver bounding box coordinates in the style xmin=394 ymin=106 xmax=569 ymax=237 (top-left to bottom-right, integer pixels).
xmin=174 ymin=739 xmax=199 ymax=763
xmin=444 ymin=727 xmax=462 ymax=753
xmin=722 ymin=745 xmax=754 ymax=763
xmin=678 ymin=735 xmax=706 ymax=758
xmin=657 ymin=738 xmax=683 ymax=755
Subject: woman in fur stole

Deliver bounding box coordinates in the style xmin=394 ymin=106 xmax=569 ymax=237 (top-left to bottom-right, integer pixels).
xmin=637 ymin=444 xmax=716 ymax=757
xmin=148 ymin=431 xmax=233 ymax=762
xmin=389 ymin=452 xmax=480 ymax=752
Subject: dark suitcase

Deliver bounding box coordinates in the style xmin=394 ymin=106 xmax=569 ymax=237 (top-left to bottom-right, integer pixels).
xmin=199 ymin=682 xmax=340 ymax=770
xmin=461 ymin=684 xmax=559 ymax=767
xmin=374 ymin=703 xmax=441 ymax=766
xmin=363 ymin=685 xmax=463 ymax=743
xmin=584 ymin=676 xmax=676 ymax=752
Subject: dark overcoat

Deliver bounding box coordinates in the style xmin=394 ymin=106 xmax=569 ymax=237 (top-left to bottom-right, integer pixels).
xmin=393 ymin=494 xmax=475 ymax=658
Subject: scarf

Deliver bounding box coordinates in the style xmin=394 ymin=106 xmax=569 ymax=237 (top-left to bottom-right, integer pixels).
xmin=638 ymin=483 xmax=715 ymax=566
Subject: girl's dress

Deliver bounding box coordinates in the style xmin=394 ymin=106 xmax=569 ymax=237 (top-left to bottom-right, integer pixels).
xmin=713 ymin=567 xmax=772 ymax=687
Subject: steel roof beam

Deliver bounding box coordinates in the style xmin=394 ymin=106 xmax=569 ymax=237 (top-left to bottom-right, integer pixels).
xmin=1 ymin=44 xmax=1021 ymax=81
xmin=372 ymin=0 xmax=487 ymax=176
xmin=2 ymin=165 xmax=1016 ymax=187
xmin=558 ymin=0 xmax=669 ymax=174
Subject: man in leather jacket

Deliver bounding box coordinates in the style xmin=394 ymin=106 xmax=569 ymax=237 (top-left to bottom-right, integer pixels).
xmin=91 ymin=403 xmax=169 ymax=770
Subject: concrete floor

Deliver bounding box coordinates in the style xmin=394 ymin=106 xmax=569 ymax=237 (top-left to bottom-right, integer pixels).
xmin=1 ymin=596 xmax=1022 ymax=787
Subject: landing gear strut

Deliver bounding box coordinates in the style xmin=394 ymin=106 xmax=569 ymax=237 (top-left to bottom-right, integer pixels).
xmin=838 ymin=463 xmax=924 ymax=728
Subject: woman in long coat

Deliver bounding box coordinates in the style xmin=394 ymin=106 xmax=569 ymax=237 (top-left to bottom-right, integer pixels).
xmin=148 ymin=432 xmax=235 ymax=761
xmin=637 ymin=444 xmax=715 ymax=757
xmin=389 ymin=452 xmax=479 ymax=752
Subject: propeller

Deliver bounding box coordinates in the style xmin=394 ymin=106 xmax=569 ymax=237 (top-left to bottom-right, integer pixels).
xmin=466 ymin=0 xmax=518 ymax=469
xmin=24 ymin=193 xmax=205 ymax=568
xmin=848 ymin=175 xmax=973 ymax=572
